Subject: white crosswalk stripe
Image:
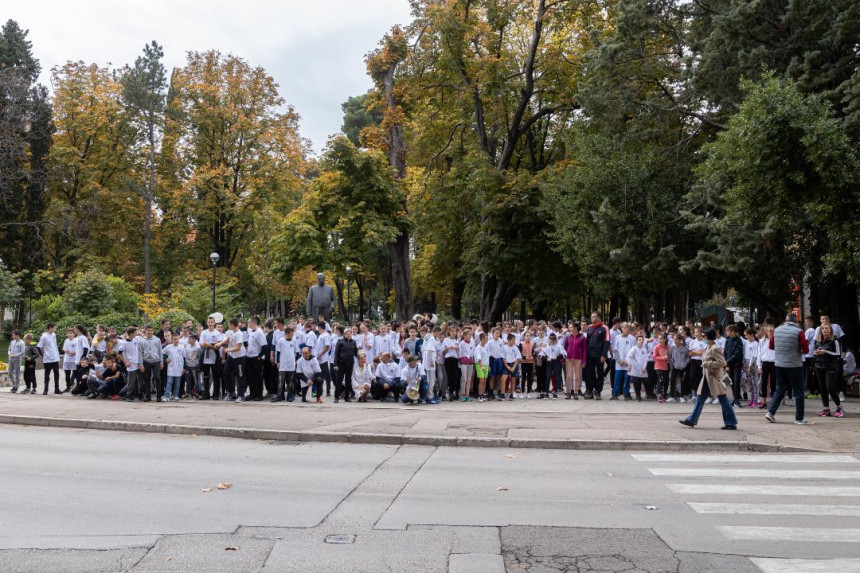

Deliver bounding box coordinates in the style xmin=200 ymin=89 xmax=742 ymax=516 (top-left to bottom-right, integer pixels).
xmin=719 ymin=526 xmax=860 ymax=542
xmin=650 ymin=467 xmax=860 ymax=479
xmin=666 ymin=483 xmax=860 ymax=496
xmin=688 ymin=502 xmax=860 ymax=516
xmin=751 ymin=558 xmax=860 ymax=573
xmin=633 ymin=452 xmax=860 ymax=570
xmin=633 ymin=453 xmax=859 ymax=464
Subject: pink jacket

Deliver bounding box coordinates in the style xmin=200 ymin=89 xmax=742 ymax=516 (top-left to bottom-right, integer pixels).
xmin=564 ymin=333 xmax=587 ymax=362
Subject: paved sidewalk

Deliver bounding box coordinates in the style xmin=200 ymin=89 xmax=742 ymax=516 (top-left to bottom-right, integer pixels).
xmin=0 ymin=389 xmax=857 ymax=452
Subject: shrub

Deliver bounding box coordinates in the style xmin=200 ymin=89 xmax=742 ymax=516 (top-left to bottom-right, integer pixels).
xmin=151 ymin=308 xmax=197 ymax=330
xmin=63 ymin=271 xmax=116 ymax=316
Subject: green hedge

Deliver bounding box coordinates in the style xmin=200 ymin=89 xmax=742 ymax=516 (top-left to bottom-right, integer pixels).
xmin=29 ymin=312 xmax=141 ymax=337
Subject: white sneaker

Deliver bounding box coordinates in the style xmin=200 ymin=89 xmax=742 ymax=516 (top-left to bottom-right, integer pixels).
xmin=794 ymin=419 xmax=810 ymax=425
xmin=666 ymin=397 xmax=676 ymax=403
xmin=525 ymin=393 xmax=531 ymax=399
xmin=839 ymin=392 xmax=845 ymax=402
xmin=680 ymin=397 xmax=687 ymax=404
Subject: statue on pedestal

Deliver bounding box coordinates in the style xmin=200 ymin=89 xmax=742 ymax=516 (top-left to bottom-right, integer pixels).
xmin=306 ymin=273 xmax=335 ymax=321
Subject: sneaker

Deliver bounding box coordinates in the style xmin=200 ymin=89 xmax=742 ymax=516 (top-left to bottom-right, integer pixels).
xmin=593 ymin=392 xmax=602 ymax=400
xmin=316 ymin=396 xmax=323 ymax=403
xmin=460 ymin=396 xmax=468 ymax=402
xmin=583 ymin=393 xmax=594 ymax=400
xmin=525 ymin=393 xmax=531 ymax=399
xmin=765 ymin=412 xmax=776 ymax=423
xmin=235 ymin=397 xmax=243 ymax=403
xmin=680 ymin=397 xmax=687 ymax=404
xmin=666 ymin=397 xmax=676 ymax=403
xmin=623 ymin=394 xmax=632 ymax=401
xmin=818 ymin=409 xmax=832 ymax=417
xmin=835 ymin=408 xmax=844 ymax=418
xmin=551 ymin=393 xmax=557 ymax=399
xmin=610 ymin=395 xmax=618 ymax=401
xmin=839 ymin=392 xmax=845 ymax=402
xmin=478 ymin=396 xmax=485 ymax=403
xmin=794 ymin=419 xmax=810 ymax=425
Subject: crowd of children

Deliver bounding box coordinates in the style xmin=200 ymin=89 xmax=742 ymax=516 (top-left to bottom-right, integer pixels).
xmin=4 ymin=312 xmax=856 ymax=416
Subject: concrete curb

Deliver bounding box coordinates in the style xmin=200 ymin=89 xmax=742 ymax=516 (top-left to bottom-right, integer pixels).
xmin=0 ymin=414 xmax=816 ymax=452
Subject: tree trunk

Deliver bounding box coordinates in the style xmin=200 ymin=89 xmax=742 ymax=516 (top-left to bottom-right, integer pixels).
xmin=381 ymin=57 xmax=414 ymax=321
xmin=333 ymin=278 xmax=348 ymax=320
xmin=486 ymin=280 xmax=520 ymax=323
xmin=144 ymin=123 xmax=155 ymax=294
xmin=450 ymin=278 xmax=467 ymax=320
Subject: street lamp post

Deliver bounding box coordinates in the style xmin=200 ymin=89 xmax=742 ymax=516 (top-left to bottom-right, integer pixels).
xmin=345 ymin=266 xmax=352 ymax=324
xmin=210 ymin=252 xmax=220 ymax=312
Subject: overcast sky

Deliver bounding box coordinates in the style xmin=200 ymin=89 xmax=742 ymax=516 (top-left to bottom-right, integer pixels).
xmin=9 ymin=0 xmax=414 ymax=153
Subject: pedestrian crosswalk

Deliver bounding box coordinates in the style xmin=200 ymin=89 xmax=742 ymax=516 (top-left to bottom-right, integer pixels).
xmin=632 ymin=452 xmax=860 ymax=572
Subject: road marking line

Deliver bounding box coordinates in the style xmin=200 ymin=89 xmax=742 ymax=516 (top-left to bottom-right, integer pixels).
xmin=719 ymin=526 xmax=860 ymax=542
xmin=633 ymin=454 xmax=858 ymax=464
xmin=751 ymin=558 xmax=860 ymax=573
xmin=667 ymin=484 xmax=860 ymax=496
xmin=651 ymin=468 xmax=860 ymax=479
xmin=688 ymin=502 xmax=860 ymax=516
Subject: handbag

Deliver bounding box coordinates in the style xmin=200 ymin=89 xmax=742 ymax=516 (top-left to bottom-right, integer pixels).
xmin=721 ymin=373 xmax=734 ymax=401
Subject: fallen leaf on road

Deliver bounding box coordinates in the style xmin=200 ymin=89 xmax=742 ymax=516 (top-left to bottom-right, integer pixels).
xmin=190 ymin=434 xmax=197 ymax=437
xmin=496 ymin=486 xmax=509 ymax=491
xmin=645 ymin=506 xmax=657 ymax=510
xmin=217 ymin=482 xmax=233 ymax=490
xmin=201 ymin=488 xmax=212 ymax=493
xmin=606 ymin=473 xmax=614 ymax=477
xmin=505 ymin=454 xmax=517 ymax=459
xmin=225 ymin=546 xmax=239 ymax=551
xmin=165 ymin=557 xmax=172 ymax=561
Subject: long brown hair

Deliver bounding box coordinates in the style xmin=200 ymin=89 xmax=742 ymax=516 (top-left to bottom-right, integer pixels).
xmin=816 ymin=324 xmax=834 ymax=344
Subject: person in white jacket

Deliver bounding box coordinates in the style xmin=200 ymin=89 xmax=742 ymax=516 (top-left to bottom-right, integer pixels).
xmin=626 ymin=335 xmax=649 ymax=401
xmin=351 ymin=351 xmax=374 ymax=402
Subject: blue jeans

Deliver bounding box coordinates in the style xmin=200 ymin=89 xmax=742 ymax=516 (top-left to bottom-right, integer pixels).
xmin=768 ymin=366 xmax=805 ymax=421
xmin=685 ymin=381 xmax=738 ymax=427
xmin=165 ymin=375 xmax=182 ymax=398
xmin=612 ymin=370 xmax=630 ymax=396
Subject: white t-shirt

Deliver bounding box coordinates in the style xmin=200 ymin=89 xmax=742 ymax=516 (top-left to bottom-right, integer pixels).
xmin=475 ymin=344 xmax=491 ymax=366
xmin=612 ymin=334 xmax=635 ymax=370
xmin=277 ymin=337 xmax=297 ymax=371
xmin=62 ymin=339 xmax=77 ymax=369
xmin=226 ymin=329 xmax=246 ymax=359
xmin=441 ymin=337 xmax=459 ymax=359
xmin=199 ymin=329 xmax=221 ymax=365
xmin=501 ymin=343 xmax=522 ymax=363
xmin=73 ymin=334 xmax=90 ymax=364
xmin=627 ymin=345 xmax=649 ymax=378
xmin=688 ymin=338 xmax=707 ymax=362
xmin=246 ymin=327 xmax=266 ymax=358
xmin=37 ymin=332 xmax=59 ymax=363
xmin=458 ymin=339 xmax=476 ymax=361
xmin=315 ymin=331 xmax=332 ymax=364
xmin=164 ymin=344 xmax=186 ymax=377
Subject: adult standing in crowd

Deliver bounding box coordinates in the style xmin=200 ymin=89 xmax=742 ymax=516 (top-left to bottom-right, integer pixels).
xmin=766 ymin=314 xmax=810 ymax=425
xmin=584 ymin=312 xmax=610 ymax=400
xmin=37 ymin=323 xmax=61 ymax=395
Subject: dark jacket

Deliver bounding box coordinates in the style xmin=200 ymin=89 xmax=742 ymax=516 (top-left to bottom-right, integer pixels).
xmin=585 ymin=323 xmax=610 ymax=358
xmin=333 ymin=338 xmax=358 ymax=365
xmin=724 ymin=336 xmax=744 ymax=365
xmin=814 ymin=338 xmax=841 ymax=369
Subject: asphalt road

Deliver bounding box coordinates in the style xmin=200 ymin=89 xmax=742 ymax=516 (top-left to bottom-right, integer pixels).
xmin=1 ymin=425 xmax=859 ymax=572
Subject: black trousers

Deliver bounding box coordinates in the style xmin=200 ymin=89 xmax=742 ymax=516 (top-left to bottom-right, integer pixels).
xmin=645 ymin=362 xmax=656 ymax=396
xmin=202 ymin=362 xmax=222 ymax=398
xmin=760 ymin=361 xmax=776 ymax=401
xmin=223 ymin=356 xmax=246 ymax=397
xmin=277 ymin=370 xmax=296 ymax=399
xmin=521 ymin=363 xmax=534 ymax=393
xmin=816 ymin=365 xmax=841 ymax=409
xmin=804 ymin=357 xmax=818 ymax=395
xmin=246 ymin=356 xmax=263 ymax=398
xmin=144 ymin=361 xmax=163 ymax=400
xmin=334 ymin=361 xmax=353 ymax=399
xmin=43 ymin=361 xmax=60 ymax=392
xmin=264 ymin=360 xmax=277 ymax=396
xmin=445 ymin=357 xmax=460 ymax=397
xmin=584 ymin=357 xmax=604 ymax=394
xmin=319 ymin=363 xmax=332 ymax=396
xmin=728 ymin=362 xmax=743 ymax=403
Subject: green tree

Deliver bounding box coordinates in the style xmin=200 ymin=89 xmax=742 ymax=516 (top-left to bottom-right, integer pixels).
xmin=340 ymin=93 xmax=381 ymax=146
xmin=62 ymin=270 xmax=117 ymax=317
xmin=687 ymin=75 xmax=860 ymax=322
xmin=122 ymin=41 xmax=167 ymax=294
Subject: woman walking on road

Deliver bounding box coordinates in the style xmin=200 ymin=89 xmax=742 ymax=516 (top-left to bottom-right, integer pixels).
xmin=679 ymin=328 xmax=739 ymax=430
